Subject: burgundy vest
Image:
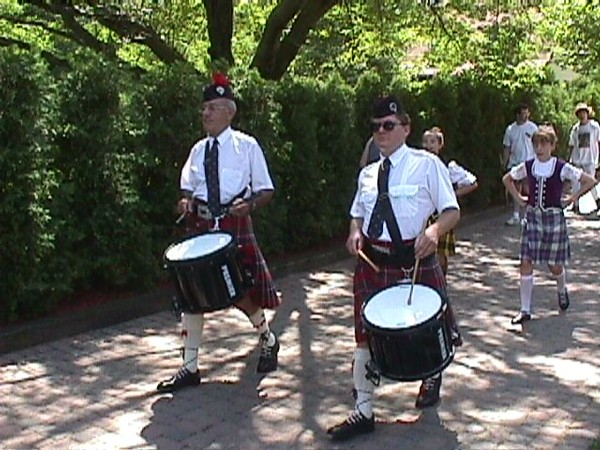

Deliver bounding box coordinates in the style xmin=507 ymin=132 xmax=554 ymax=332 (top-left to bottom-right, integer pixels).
xmin=525 ymin=158 xmax=565 ymax=209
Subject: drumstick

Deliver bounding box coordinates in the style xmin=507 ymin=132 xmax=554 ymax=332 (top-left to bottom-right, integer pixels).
xmin=407 ymin=257 xmax=420 ymax=305
xmin=357 ymin=249 xmax=380 ymax=273
xmin=175 ymin=211 xmax=187 ymax=225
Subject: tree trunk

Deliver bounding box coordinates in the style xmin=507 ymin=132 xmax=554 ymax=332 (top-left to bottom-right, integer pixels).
xmin=203 ymin=0 xmax=234 ymax=66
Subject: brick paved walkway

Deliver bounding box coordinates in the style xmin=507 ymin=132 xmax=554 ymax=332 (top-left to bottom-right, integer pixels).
xmin=1 ymin=210 xmax=600 ymax=449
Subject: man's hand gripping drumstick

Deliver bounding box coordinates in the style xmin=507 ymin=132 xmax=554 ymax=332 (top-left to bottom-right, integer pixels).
xmin=346 ymin=218 xmax=380 ymax=273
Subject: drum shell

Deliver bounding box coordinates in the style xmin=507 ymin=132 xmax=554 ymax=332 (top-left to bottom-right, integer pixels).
xmin=164 ymin=232 xmax=247 ymax=313
xmin=361 ymin=288 xmax=454 ymax=382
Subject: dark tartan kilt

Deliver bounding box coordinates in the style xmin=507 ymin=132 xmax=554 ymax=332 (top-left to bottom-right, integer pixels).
xmin=184 ymin=213 xmax=280 ymax=309
xmin=520 ymin=206 xmax=570 ymax=266
xmin=353 ymin=253 xmax=455 ymax=344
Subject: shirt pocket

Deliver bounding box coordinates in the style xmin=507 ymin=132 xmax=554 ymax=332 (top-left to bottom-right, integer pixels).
xmin=221 ymin=168 xmax=244 ymax=198
xmin=389 ymin=184 xmax=419 ymax=218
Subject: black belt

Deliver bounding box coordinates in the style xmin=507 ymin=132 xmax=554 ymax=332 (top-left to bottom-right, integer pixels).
xmin=192 ymin=188 xmax=248 ymax=219
xmin=362 ymin=241 xmax=417 ymax=268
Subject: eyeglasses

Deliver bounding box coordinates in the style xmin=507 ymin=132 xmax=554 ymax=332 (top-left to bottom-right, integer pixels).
xmin=370 ymin=121 xmax=405 ymax=132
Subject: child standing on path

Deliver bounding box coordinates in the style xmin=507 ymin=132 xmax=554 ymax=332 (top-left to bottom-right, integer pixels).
xmin=502 ymin=125 xmax=597 ymax=324
xmin=423 ymin=127 xmax=479 ymax=275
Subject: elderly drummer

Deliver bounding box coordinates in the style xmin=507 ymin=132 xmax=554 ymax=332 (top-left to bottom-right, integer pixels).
xmin=156 ymin=72 xmax=281 ymax=393
xmin=327 ymin=95 xmax=461 ymax=441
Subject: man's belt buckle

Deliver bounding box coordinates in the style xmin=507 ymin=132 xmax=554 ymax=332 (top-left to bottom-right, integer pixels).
xmin=196 ymin=204 xmax=213 ymax=220
xmin=371 ymin=244 xmax=392 ymax=255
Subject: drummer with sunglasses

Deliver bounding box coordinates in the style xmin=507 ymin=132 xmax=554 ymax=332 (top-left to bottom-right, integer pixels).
xmin=156 ymin=73 xmax=281 ymax=393
xmin=327 ymin=95 xmax=461 ymax=441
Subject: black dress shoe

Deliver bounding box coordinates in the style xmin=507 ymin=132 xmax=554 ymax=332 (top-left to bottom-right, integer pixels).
xmin=415 ymin=374 xmax=442 ymax=409
xmin=257 ymin=334 xmax=279 ymax=373
xmin=452 ymin=331 xmax=464 ymax=347
xmin=558 ymin=290 xmax=570 ymax=311
xmin=156 ymin=367 xmax=200 ymax=393
xmin=510 ymin=311 xmax=531 ymax=325
xmin=327 ymin=411 xmax=375 ymax=441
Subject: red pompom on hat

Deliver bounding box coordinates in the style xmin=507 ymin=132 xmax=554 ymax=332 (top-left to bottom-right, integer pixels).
xmin=203 ymin=72 xmax=235 ymax=102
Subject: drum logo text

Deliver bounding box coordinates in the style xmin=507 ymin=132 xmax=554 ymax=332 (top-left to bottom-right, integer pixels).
xmin=437 ymin=328 xmax=448 ymax=360
xmin=221 ymin=265 xmax=236 ymax=298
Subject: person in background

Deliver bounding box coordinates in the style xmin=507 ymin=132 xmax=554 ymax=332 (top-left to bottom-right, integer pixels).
xmin=502 ymin=103 xmax=538 ymax=225
xmin=422 ymin=126 xmax=478 ymax=275
xmin=359 ymin=136 xmax=381 ymax=168
xmin=157 ymin=73 xmax=281 ymax=393
xmin=502 ymin=124 xmax=597 ymax=325
xmin=567 ymin=102 xmax=600 ymax=214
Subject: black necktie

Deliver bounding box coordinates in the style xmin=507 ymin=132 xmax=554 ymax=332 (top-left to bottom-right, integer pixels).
xmin=205 ymin=138 xmax=220 ymax=215
xmin=367 ymin=158 xmax=391 ymax=238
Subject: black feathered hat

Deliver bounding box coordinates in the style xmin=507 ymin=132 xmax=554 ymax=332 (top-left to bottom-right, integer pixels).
xmin=203 ymin=72 xmax=235 ymax=102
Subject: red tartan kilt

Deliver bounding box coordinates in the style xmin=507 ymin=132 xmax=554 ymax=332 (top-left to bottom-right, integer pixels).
xmin=183 ymin=213 xmax=280 ymax=309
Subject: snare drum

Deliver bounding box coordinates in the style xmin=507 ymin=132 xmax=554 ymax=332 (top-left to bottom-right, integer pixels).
xmin=361 ymin=284 xmax=454 ymax=382
xmin=164 ymin=232 xmax=249 ymax=313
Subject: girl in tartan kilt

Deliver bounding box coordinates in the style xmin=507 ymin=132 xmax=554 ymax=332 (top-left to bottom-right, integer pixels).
xmin=502 ymin=124 xmax=597 ymax=325
xmin=423 ymin=127 xmax=478 ymax=275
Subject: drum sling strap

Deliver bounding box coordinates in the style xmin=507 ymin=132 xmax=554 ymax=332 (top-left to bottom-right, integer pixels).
xmin=365 ymin=158 xmax=415 ymax=267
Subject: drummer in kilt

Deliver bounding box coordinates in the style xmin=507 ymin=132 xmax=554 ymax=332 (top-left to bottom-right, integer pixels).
xmin=502 ymin=124 xmax=597 ymax=325
xmin=156 ymin=72 xmax=281 ymax=393
xmin=327 ymin=95 xmax=461 ymax=441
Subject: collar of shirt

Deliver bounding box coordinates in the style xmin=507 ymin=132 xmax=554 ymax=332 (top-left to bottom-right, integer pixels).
xmin=208 ymin=127 xmax=233 ymax=147
xmin=383 ymin=143 xmax=408 ymax=169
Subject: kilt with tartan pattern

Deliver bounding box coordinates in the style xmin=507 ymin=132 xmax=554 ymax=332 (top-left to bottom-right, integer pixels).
xmin=353 ymin=248 xmax=455 ymax=344
xmin=520 ymin=206 xmax=570 ymax=266
xmin=438 ymin=229 xmax=456 ymax=256
xmin=427 ymin=215 xmax=456 ymax=256
xmin=184 ymin=213 xmax=280 ymax=309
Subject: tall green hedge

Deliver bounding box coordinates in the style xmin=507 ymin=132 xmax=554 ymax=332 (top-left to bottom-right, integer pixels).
xmin=1 ymin=48 xmax=598 ymax=323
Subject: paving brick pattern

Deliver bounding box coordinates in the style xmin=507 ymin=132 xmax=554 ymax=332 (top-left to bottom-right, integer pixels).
xmin=1 ymin=210 xmax=600 ymax=449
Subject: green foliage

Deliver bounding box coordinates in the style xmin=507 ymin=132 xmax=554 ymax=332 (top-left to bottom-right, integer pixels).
xmin=0 ymin=48 xmax=60 ymax=321
xmin=4 ymin=1 xmax=600 ymax=323
xmin=233 ymin=69 xmax=288 ymax=254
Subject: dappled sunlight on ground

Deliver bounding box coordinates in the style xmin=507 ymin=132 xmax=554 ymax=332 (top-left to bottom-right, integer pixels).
xmin=1 ymin=209 xmax=599 ymax=449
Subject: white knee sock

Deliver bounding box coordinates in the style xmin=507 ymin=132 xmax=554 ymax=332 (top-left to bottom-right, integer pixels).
xmin=520 ymin=275 xmax=534 ymax=313
xmin=181 ymin=313 xmax=204 ymax=372
xmin=353 ymin=348 xmax=374 ymax=418
xmin=554 ymin=269 xmax=566 ymax=294
xmin=248 ymin=308 xmax=275 ymax=346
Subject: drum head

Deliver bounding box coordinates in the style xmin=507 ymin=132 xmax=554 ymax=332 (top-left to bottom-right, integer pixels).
xmin=363 ymin=284 xmax=442 ymax=329
xmin=165 ymin=232 xmax=233 ymax=262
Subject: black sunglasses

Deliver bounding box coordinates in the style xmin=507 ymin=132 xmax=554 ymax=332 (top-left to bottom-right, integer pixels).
xmin=370 ymin=120 xmax=404 ymax=132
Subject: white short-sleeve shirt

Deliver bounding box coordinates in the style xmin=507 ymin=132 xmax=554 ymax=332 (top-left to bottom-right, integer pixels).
xmin=568 ymin=120 xmax=600 ymax=167
xmin=448 ymin=160 xmax=477 ymax=188
xmin=180 ymin=127 xmax=274 ymax=202
xmin=503 ymin=120 xmax=538 ymax=168
xmin=350 ymin=144 xmax=459 ymax=241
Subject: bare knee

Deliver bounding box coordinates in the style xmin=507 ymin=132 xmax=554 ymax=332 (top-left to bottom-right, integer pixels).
xmin=520 ymin=260 xmax=533 ymax=275
xmin=548 ymin=265 xmax=564 ymax=276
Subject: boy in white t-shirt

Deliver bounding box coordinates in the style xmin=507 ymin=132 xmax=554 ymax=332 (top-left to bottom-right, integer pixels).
xmin=568 ymin=102 xmax=600 ymax=213
xmin=502 ymin=103 xmax=538 ymax=225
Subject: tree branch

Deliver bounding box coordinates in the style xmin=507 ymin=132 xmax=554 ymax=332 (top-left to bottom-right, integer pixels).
xmin=251 ymin=0 xmax=338 ymax=80
xmin=0 ymin=36 xmax=69 ymax=68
